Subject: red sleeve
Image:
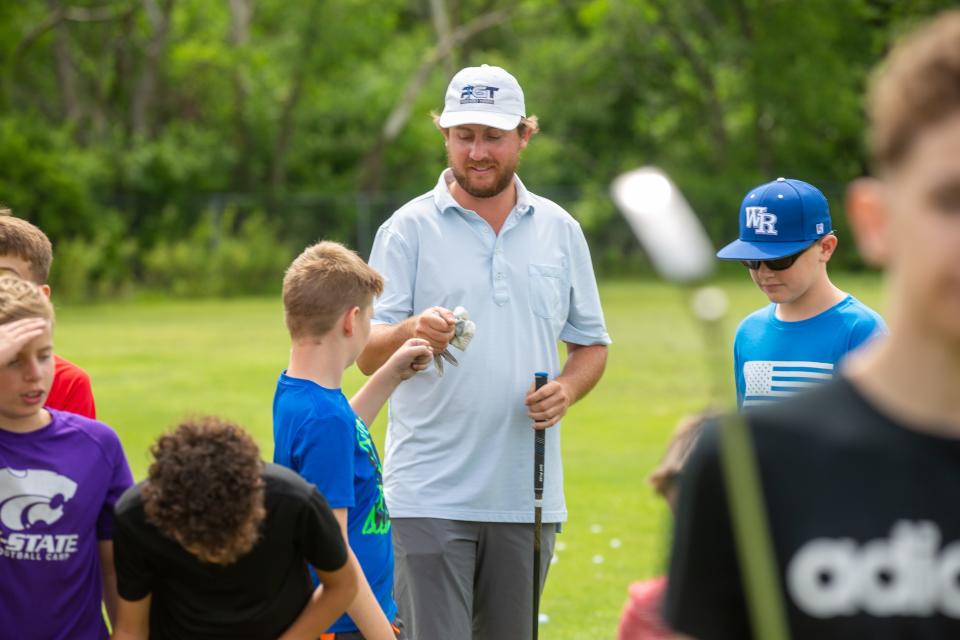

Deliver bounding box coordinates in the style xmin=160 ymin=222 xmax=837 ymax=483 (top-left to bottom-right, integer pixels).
xmin=47 ymin=355 xmax=97 ymax=419
xmin=618 ymin=577 xmax=672 ymax=640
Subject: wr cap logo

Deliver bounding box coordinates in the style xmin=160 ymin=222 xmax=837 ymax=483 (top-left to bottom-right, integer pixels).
xmin=816 ymin=223 xmax=825 ymax=234
xmin=0 ymin=468 xmax=78 ymax=532
xmin=460 ymin=85 xmax=499 ymax=105
xmin=745 ymin=206 xmax=778 ymax=235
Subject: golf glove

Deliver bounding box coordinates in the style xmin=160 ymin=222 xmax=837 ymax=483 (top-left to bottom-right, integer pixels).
xmin=434 ymin=306 xmax=476 ymax=375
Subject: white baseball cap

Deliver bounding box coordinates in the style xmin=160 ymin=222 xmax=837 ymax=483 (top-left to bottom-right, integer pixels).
xmin=438 ymin=64 xmax=526 ymax=130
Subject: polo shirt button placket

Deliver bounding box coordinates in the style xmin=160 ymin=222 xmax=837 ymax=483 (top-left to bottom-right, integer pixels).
xmin=492 ymin=241 xmax=509 ymax=306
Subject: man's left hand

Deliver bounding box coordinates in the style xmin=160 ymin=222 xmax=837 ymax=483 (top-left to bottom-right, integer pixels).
xmin=524 ymin=378 xmax=572 ymax=430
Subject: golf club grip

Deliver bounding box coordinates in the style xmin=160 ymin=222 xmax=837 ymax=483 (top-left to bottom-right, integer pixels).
xmin=534 ymin=373 xmax=548 ymax=499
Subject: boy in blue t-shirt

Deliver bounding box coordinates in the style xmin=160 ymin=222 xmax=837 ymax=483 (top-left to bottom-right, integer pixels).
xmin=717 ymin=178 xmax=886 ymax=409
xmin=273 ymin=241 xmax=432 ymax=640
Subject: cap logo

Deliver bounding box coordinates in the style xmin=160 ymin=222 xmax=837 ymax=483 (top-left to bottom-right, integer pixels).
xmin=745 ymin=206 xmax=778 ymax=235
xmin=816 ymin=223 xmax=824 ymax=234
xmin=460 ymin=85 xmax=499 ymax=105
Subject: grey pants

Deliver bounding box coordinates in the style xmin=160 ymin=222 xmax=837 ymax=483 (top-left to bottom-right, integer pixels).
xmin=392 ymin=518 xmax=557 ymax=640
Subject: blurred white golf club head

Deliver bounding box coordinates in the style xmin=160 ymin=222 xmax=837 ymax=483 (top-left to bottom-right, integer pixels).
xmin=611 ymin=167 xmax=715 ymax=284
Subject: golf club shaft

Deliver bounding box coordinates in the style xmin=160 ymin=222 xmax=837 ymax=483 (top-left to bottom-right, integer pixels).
xmin=533 ymin=371 xmax=548 ymax=640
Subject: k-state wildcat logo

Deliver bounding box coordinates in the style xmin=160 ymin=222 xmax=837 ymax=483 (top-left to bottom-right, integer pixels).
xmin=0 ymin=468 xmax=78 ymax=532
xmin=788 ymin=520 xmax=960 ymax=618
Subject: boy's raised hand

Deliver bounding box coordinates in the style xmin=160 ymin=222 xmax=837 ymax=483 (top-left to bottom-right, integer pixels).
xmin=387 ymin=338 xmax=433 ymax=381
xmin=0 ymin=317 xmax=48 ymax=363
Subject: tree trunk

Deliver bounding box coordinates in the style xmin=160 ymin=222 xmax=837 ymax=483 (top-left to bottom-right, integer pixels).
xmin=732 ymin=0 xmax=774 ymax=175
xmin=48 ymin=0 xmax=81 ymax=123
xmin=429 ymin=0 xmax=456 ymax=77
xmin=651 ymin=0 xmax=728 ymax=165
xmin=270 ymin=3 xmax=321 ymax=191
xmin=131 ymin=0 xmax=175 ymax=138
xmin=358 ymin=7 xmax=517 ymax=193
xmin=229 ymin=0 xmax=254 ymax=190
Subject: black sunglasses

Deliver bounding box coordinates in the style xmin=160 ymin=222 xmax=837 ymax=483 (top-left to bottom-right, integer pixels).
xmin=739 ymin=241 xmax=821 ymax=271
xmin=740 ymin=253 xmax=803 ymax=271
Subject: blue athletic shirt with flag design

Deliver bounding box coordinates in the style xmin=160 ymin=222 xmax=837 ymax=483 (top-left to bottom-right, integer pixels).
xmin=272 ymin=373 xmax=396 ymax=634
xmin=734 ymin=294 xmax=886 ymax=409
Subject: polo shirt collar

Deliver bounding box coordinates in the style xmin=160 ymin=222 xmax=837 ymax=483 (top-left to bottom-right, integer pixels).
xmin=433 ymin=169 xmax=536 ymax=216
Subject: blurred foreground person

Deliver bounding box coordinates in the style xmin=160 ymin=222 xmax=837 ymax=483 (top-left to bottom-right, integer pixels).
xmin=666 ymin=10 xmax=960 ymax=639
xmin=111 ymin=417 xmax=358 ymax=640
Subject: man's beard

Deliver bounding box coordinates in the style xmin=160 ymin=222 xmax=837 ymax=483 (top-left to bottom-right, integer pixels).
xmin=448 ymin=154 xmax=518 ymax=198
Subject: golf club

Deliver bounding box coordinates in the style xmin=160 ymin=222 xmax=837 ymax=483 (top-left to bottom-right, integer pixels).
xmin=611 ymin=168 xmax=788 ymax=639
xmin=532 ymin=370 xmax=548 ymax=640
xmin=611 ymin=167 xmax=727 ymax=404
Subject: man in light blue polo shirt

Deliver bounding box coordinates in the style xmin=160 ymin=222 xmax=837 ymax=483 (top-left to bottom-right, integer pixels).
xmin=357 ymin=64 xmax=610 ymax=640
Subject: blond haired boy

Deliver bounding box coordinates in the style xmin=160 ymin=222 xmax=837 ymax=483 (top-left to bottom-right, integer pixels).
xmin=0 ymin=212 xmax=96 ymax=417
xmin=0 ymin=275 xmax=132 ymax=638
xmin=273 ymin=241 xmax=431 ymax=640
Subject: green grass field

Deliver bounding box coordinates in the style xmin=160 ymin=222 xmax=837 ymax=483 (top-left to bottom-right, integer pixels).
xmin=53 ymin=274 xmax=884 ymax=639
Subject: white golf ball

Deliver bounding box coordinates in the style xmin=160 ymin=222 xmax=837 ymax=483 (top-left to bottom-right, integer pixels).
xmin=590 ymin=524 xmax=603 ymax=534
xmin=592 ymin=554 xmax=604 ymax=564
xmin=556 ymin=541 xmax=568 ymax=552
xmin=690 ymin=286 xmax=729 ymax=322
xmin=538 ymin=613 xmax=550 ymax=624
xmin=610 ymin=538 xmax=622 ymax=549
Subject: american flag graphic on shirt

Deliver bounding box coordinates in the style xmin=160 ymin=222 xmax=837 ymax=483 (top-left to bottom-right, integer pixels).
xmin=742 ymin=360 xmax=834 ymax=408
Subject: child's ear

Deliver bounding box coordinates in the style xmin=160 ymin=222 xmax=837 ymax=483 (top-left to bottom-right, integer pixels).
xmin=342 ymin=306 xmax=360 ymax=337
xmin=819 ymin=234 xmax=839 ymax=262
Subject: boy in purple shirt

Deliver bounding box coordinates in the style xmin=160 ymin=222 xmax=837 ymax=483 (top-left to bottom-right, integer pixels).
xmin=0 ymin=274 xmax=133 ymax=639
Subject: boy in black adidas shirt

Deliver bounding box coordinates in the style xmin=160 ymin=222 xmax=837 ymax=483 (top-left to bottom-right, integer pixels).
xmin=665 ymin=11 xmax=960 ymax=639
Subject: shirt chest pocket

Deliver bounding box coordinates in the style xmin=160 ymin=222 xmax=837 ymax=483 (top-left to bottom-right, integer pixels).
xmin=528 ymin=263 xmax=568 ymax=320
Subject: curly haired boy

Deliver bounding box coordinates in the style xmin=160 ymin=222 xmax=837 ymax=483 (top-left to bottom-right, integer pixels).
xmin=111 ymin=417 xmax=359 ymax=640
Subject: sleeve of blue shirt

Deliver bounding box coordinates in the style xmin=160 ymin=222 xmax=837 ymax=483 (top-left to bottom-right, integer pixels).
xmin=369 ymin=225 xmax=416 ymax=325
xmin=558 ymin=223 xmax=612 ymax=346
xmin=846 ymin=309 xmax=888 ymax=353
xmin=292 ymin=413 xmax=356 ymax=509
xmin=733 ymin=320 xmax=746 ymax=409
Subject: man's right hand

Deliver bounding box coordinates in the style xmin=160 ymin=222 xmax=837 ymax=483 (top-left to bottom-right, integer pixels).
xmin=0 ymin=318 xmax=48 ymax=363
xmin=414 ymin=307 xmax=456 ymax=353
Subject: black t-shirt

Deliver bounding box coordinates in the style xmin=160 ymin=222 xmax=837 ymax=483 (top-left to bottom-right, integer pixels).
xmin=666 ymin=377 xmax=960 ymax=639
xmin=114 ymin=463 xmax=347 ymax=640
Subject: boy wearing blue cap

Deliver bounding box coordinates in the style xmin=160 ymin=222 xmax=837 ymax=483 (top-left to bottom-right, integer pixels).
xmin=717 ymin=177 xmax=886 ymax=409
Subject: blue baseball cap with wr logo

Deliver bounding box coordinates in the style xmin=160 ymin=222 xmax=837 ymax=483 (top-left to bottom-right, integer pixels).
xmin=716 ymin=177 xmax=832 ymax=260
